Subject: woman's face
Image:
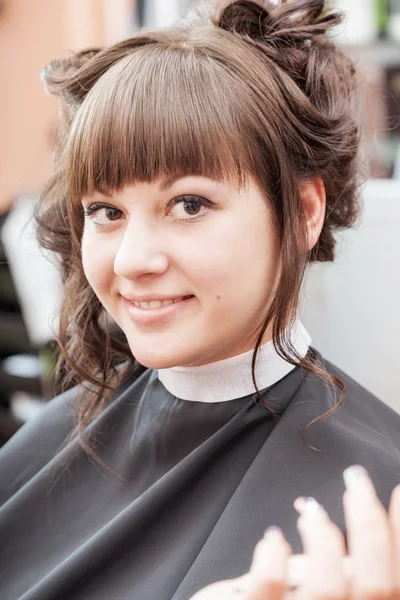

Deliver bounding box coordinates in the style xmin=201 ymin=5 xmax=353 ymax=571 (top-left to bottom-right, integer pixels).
xmin=81 ymin=176 xmax=281 ymax=368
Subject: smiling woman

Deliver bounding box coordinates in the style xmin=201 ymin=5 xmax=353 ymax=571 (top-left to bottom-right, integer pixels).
xmin=1 ymin=1 xmax=400 ymax=600
xmin=34 ymin=0 xmax=356 ymax=431
xmin=80 ymin=177 xmax=280 ymax=367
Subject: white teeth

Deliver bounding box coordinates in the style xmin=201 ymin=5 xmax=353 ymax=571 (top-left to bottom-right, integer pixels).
xmin=149 ymin=301 xmax=162 ymax=309
xmin=132 ymin=298 xmax=181 ymax=309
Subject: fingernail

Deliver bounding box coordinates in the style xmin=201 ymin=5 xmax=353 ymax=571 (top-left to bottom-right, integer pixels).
xmin=300 ymin=497 xmax=324 ymax=518
xmin=304 ymin=497 xmax=320 ymax=512
xmin=264 ymin=525 xmax=283 ymax=539
xmin=343 ymin=465 xmax=368 ymax=489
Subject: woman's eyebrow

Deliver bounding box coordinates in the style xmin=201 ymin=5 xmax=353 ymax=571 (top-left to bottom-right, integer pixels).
xmin=80 ymin=195 xmax=109 ymax=206
xmin=158 ymin=175 xmax=225 ymax=191
xmin=158 ymin=175 xmax=184 ymax=191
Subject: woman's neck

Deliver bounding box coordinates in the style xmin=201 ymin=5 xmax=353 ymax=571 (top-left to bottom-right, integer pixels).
xmin=157 ymin=319 xmax=311 ymax=403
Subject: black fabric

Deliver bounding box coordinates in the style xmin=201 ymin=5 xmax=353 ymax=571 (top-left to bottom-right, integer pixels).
xmin=1 ymin=352 xmax=400 ymax=600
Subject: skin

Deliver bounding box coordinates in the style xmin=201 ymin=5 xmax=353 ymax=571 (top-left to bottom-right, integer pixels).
xmin=81 ymin=175 xmax=325 ymax=370
xmin=189 ymin=469 xmax=400 ymax=600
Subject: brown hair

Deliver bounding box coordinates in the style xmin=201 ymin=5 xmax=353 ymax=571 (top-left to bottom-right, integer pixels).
xmin=36 ymin=0 xmax=361 ymax=462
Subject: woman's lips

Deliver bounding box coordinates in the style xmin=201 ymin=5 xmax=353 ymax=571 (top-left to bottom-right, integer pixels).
xmin=122 ymin=295 xmax=195 ymax=325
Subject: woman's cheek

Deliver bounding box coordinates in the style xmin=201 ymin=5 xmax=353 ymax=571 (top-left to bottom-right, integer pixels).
xmin=81 ymin=232 xmax=113 ymax=297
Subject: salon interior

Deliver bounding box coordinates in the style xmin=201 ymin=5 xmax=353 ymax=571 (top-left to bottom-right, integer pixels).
xmin=0 ymin=0 xmax=399 ymax=445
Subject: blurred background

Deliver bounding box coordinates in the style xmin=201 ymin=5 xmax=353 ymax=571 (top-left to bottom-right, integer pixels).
xmin=0 ymin=0 xmax=399 ymax=445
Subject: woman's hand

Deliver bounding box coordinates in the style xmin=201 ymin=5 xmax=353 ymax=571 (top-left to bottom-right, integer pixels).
xmin=190 ymin=466 xmax=400 ymax=599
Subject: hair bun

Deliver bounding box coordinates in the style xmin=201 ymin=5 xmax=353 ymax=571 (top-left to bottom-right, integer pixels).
xmin=41 ymin=48 xmax=102 ymax=100
xmin=218 ymin=1 xmax=274 ymax=40
xmin=217 ymin=0 xmax=342 ymax=46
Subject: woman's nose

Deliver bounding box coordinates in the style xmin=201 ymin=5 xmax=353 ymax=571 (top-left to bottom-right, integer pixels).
xmin=113 ymin=224 xmax=168 ymax=279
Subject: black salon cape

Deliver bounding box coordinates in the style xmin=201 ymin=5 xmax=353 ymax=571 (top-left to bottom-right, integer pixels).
xmin=1 ymin=352 xmax=400 ymax=600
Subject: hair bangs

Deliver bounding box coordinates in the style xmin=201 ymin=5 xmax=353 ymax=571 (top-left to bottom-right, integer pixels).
xmin=64 ymin=45 xmax=257 ymax=202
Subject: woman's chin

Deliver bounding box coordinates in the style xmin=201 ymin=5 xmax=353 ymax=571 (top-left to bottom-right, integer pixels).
xmin=128 ymin=348 xmax=185 ymax=370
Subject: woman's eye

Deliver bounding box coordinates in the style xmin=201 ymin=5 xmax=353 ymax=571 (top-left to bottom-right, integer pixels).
xmin=82 ymin=195 xmax=212 ymax=227
xmin=83 ymin=203 xmax=122 ymax=226
xmin=169 ymin=195 xmax=212 ymax=221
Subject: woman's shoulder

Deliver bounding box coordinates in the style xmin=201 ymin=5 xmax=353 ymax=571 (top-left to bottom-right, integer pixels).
xmin=0 ymin=384 xmax=80 ymax=506
xmin=298 ymin=350 xmax=400 ymax=453
xmin=0 ymin=363 xmax=152 ymax=506
xmin=322 ymin=354 xmax=399 ymax=422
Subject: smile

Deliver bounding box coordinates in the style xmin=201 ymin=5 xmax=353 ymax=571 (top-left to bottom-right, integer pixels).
xmin=122 ymin=295 xmax=195 ymax=325
xmin=132 ymin=296 xmax=192 ymax=310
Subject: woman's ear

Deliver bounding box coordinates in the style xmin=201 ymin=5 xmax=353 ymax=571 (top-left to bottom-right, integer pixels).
xmin=299 ymin=178 xmax=326 ymax=251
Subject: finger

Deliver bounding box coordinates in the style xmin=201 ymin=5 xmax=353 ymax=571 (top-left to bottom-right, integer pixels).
xmin=343 ymin=465 xmax=395 ymax=599
xmin=389 ymin=483 xmax=400 ymax=592
xmin=247 ymin=526 xmax=291 ymax=600
xmin=294 ymin=497 xmax=347 ymax=600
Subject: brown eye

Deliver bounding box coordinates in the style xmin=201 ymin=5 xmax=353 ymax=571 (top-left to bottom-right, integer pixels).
xmin=94 ymin=207 xmax=122 ymax=225
xmin=183 ymin=197 xmax=203 ymax=215
xmin=83 ymin=202 xmax=122 ymax=226
xmin=168 ymin=195 xmax=213 ymax=222
xmin=103 ymin=207 xmax=121 ymax=221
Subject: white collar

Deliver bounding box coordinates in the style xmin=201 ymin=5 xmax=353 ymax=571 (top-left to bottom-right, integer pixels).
xmin=157 ymin=320 xmax=311 ymax=403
